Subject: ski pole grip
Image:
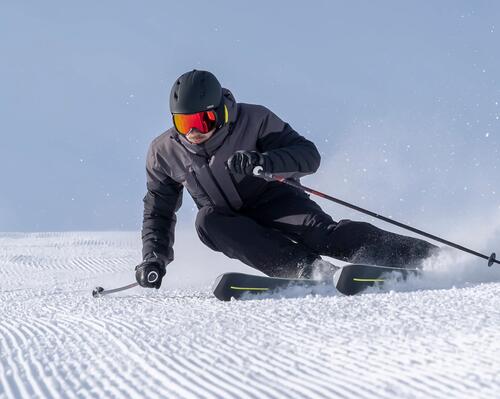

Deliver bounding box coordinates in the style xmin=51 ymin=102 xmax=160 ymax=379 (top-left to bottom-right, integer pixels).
xmin=147 ymin=271 xmax=159 ymax=283
xmin=253 ymin=166 xmax=264 ymax=176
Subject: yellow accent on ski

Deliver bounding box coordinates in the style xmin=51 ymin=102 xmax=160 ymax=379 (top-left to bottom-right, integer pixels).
xmin=230 ymin=286 xmax=269 ymax=291
xmin=353 ymin=278 xmax=385 ymax=282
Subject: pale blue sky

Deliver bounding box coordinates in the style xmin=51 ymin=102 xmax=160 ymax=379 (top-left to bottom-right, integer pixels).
xmin=1 ymin=1 xmax=499 ymax=232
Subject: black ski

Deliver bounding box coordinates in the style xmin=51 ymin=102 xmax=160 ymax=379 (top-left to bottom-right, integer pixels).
xmin=213 ymin=264 xmax=420 ymax=301
xmin=334 ymin=264 xmax=419 ymax=295
xmin=212 ymin=273 xmax=323 ymax=301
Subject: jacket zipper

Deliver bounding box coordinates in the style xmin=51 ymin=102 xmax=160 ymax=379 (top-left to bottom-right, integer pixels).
xmin=228 ymin=171 xmax=243 ymax=198
xmin=202 ymin=124 xmax=238 ymax=211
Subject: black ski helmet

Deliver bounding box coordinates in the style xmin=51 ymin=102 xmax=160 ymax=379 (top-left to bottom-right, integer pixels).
xmin=169 ymin=70 xmax=223 ymax=115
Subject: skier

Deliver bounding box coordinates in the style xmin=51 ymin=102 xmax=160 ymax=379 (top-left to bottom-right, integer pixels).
xmin=135 ymin=70 xmax=438 ymax=289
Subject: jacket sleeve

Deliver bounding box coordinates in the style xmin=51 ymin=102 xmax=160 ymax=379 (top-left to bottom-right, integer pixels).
xmin=141 ymin=143 xmax=183 ymax=262
xmin=256 ymin=107 xmax=321 ymax=179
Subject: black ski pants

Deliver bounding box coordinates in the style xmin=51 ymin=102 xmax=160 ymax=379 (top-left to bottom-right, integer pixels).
xmin=195 ymin=187 xmax=437 ymax=278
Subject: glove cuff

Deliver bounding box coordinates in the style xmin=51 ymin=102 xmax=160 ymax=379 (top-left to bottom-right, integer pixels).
xmin=258 ymin=152 xmax=273 ymax=172
xmin=143 ymin=252 xmax=168 ymax=267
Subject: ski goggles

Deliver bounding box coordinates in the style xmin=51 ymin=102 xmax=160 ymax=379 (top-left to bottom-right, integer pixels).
xmin=172 ymin=110 xmax=218 ymax=135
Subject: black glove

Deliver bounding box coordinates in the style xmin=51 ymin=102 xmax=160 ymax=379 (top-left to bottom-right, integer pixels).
xmin=226 ymin=150 xmax=270 ymax=176
xmin=135 ymin=257 xmax=166 ymax=289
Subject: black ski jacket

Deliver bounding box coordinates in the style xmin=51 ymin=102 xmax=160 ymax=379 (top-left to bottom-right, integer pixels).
xmin=142 ymin=89 xmax=321 ymax=261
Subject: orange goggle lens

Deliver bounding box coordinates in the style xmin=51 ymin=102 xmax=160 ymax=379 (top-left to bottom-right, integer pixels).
xmin=172 ymin=110 xmax=217 ymax=134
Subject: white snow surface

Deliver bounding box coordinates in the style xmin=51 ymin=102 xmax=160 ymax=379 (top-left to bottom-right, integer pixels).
xmin=1 ymin=231 xmax=500 ymax=399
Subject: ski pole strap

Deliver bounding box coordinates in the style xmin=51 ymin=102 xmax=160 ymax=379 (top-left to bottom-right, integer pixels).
xmin=252 ymin=168 xmax=499 ymax=266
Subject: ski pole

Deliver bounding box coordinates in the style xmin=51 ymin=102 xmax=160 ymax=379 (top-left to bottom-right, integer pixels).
xmin=92 ymin=263 xmax=163 ymax=297
xmin=92 ymin=259 xmax=168 ymax=298
xmin=92 ymin=282 xmax=139 ymax=298
xmin=252 ymin=166 xmax=498 ymax=267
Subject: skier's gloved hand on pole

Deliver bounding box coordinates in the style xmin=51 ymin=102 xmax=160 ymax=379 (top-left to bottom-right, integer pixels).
xmin=226 ymin=150 xmax=272 ymax=176
xmin=135 ymin=254 xmax=168 ymax=289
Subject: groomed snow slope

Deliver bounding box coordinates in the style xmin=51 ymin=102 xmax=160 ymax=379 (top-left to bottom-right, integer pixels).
xmin=1 ymin=232 xmax=500 ymax=399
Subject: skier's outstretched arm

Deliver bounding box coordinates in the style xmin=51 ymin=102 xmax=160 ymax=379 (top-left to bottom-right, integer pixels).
xmin=141 ymin=143 xmax=183 ymax=267
xmin=257 ymin=108 xmax=321 ymax=178
xmin=226 ymin=106 xmax=321 ymax=178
